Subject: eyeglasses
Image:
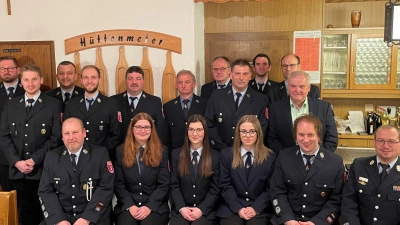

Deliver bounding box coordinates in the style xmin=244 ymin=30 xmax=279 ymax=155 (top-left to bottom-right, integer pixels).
xmin=188 ymin=128 xmax=204 ymax=134
xmin=375 ymin=139 xmax=400 ymax=146
xmin=281 ymin=64 xmax=298 ymax=69
xmin=239 ymin=130 xmax=257 ymax=137
xmin=212 ymin=67 xmax=228 ymax=72
xmin=134 ymin=126 xmax=151 ymax=131
xmin=0 ymin=67 xmax=17 ymax=72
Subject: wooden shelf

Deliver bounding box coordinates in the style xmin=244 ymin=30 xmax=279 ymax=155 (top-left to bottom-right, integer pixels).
xmin=324 ymin=27 xmax=383 ymax=32
xmin=322 ymin=89 xmax=400 ymax=98
xmin=326 ymin=0 xmax=386 ymax=3
xmin=339 ymin=134 xmax=374 ymax=139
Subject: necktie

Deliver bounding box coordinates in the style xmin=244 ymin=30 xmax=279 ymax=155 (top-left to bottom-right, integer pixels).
xmin=258 ymin=83 xmax=265 ymax=92
xmin=139 ymin=147 xmax=145 ymax=175
xmin=64 ymin=92 xmax=70 ymax=108
xmin=192 ymin=151 xmax=199 ymax=179
xmin=86 ymin=98 xmax=94 ymax=111
xmin=129 ymin=97 xmax=137 ymax=112
xmin=7 ymin=87 xmax=14 ymax=99
xmin=218 ymin=84 xmax=225 ymax=89
xmin=235 ymin=92 xmax=242 ymax=110
xmin=304 ymin=154 xmax=314 ymax=171
xmin=183 ymin=99 xmax=190 ymax=120
xmin=26 ymin=99 xmax=35 ymax=115
xmin=379 ymin=163 xmax=390 ymax=183
xmin=245 ymin=152 xmax=252 ymax=179
xmin=70 ymin=154 xmax=77 ymax=171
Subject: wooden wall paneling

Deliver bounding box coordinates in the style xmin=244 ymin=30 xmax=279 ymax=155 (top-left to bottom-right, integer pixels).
xmin=73 ymin=52 xmax=83 ymax=88
xmin=324 ymin=98 xmax=400 ymax=120
xmin=115 ymin=46 xmax=129 ymax=94
xmin=205 ymin=32 xmax=292 ymax=83
xmin=324 ymin=1 xmax=385 ymax=28
xmin=0 ymin=41 xmax=57 ymax=89
xmin=162 ymin=51 xmax=176 ymax=104
xmin=94 ymin=47 xmax=108 ymax=96
xmin=141 ymin=47 xmax=154 ymax=95
xmin=204 ymin=0 xmax=323 ymax=33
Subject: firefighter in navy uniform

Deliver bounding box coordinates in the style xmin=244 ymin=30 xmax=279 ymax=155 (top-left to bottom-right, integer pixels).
xmin=341 ymin=125 xmax=400 ymax=225
xmin=45 ymin=61 xmax=84 ymax=111
xmin=0 ymin=63 xmax=62 ymax=225
xmin=0 ymin=56 xmax=25 ymax=191
xmin=38 ymin=118 xmax=115 ymax=225
xmin=64 ymin=65 xmax=121 ymax=160
xmin=111 ymin=66 xmax=168 ymax=146
xmin=270 ymin=115 xmax=344 ymax=225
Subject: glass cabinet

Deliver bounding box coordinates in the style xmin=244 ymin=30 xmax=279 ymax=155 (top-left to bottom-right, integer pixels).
xmin=322 ymin=29 xmax=398 ymax=92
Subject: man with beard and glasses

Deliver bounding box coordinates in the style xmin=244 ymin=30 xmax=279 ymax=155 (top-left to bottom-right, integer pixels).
xmin=0 ymin=56 xmax=25 ymax=191
xmin=111 ymin=66 xmax=167 ymax=146
xmin=45 ymin=61 xmax=84 ymax=111
xmin=64 ymin=65 xmax=121 ymax=160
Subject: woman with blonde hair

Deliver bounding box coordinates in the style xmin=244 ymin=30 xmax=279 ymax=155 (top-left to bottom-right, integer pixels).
xmin=114 ymin=112 xmax=169 ymax=225
xmin=170 ymin=114 xmax=220 ymax=225
xmin=217 ymin=115 xmax=276 ymax=225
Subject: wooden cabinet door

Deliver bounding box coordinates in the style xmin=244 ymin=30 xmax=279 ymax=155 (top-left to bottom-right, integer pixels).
xmin=205 ymin=32 xmax=292 ymax=84
xmin=0 ymin=41 xmax=56 ymax=89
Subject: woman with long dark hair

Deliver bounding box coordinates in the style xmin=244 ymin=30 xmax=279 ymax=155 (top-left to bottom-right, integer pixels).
xmin=218 ymin=115 xmax=276 ymax=225
xmin=170 ymin=114 xmax=220 ymax=225
xmin=114 ymin=112 xmax=169 ymax=225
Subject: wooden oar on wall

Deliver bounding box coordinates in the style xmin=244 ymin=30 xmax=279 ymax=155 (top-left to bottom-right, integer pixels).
xmin=95 ymin=47 xmax=108 ymax=96
xmin=73 ymin=52 xmax=83 ymax=88
xmin=141 ymin=47 xmax=154 ymax=95
xmin=162 ymin=51 xmax=176 ymax=104
xmin=115 ymin=46 xmax=129 ymax=94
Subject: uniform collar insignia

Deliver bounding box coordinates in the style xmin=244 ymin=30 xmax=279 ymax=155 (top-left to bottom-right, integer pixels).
xmin=196 ymin=99 xmax=199 ymax=103
xmin=123 ymin=93 xmax=126 ymax=97
xmin=56 ymin=91 xmax=60 ymax=95
xmin=246 ymin=93 xmax=250 ymax=98
xmin=279 ymin=86 xmax=284 ymax=90
xmin=143 ymin=94 xmax=146 ymax=98
xmin=370 ymin=160 xmax=375 ymax=165
xmin=74 ymin=91 xmax=79 ymax=95
xmin=83 ymin=149 xmax=88 ymax=154
xmin=397 ymin=165 xmax=400 ymax=172
xmin=97 ymin=98 xmax=101 ymax=103
xmin=20 ymin=98 xmax=23 ymax=103
xmin=63 ymin=150 xmax=67 ymax=155
xmin=251 ymin=81 xmax=255 ymax=85
xmin=80 ymin=98 xmax=84 ymax=102
xmin=174 ymin=101 xmax=178 ymax=104
xmin=38 ymin=98 xmax=42 ymax=103
xmin=19 ymin=83 xmax=22 ymax=87
xmin=227 ymin=90 xmax=232 ymax=94
xmin=320 ymin=152 xmax=324 ymax=158
xmin=268 ymin=82 xmax=271 ymax=85
xmin=296 ymin=150 xmax=299 ymax=155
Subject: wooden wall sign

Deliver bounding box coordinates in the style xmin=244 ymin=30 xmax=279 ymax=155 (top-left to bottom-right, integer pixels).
xmin=65 ymin=29 xmax=182 ymax=55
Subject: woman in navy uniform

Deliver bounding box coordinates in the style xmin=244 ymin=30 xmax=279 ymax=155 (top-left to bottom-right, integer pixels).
xmin=218 ymin=115 xmax=276 ymax=225
xmin=170 ymin=114 xmax=220 ymax=225
xmin=114 ymin=112 xmax=170 ymax=225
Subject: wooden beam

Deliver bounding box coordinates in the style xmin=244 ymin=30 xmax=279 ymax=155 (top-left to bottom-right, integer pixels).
xmin=7 ymin=0 xmax=11 ymax=15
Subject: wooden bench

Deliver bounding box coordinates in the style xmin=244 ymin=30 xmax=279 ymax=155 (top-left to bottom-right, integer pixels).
xmin=0 ymin=191 xmax=18 ymax=225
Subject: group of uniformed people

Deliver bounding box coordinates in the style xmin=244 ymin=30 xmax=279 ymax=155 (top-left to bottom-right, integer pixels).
xmin=1 ymin=53 xmax=400 ymax=225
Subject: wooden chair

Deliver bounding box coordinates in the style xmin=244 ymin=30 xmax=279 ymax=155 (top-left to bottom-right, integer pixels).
xmin=0 ymin=191 xmax=18 ymax=225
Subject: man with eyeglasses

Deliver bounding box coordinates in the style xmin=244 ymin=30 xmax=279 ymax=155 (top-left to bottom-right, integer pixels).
xmin=0 ymin=63 xmax=62 ymax=225
xmin=249 ymin=53 xmax=278 ymax=96
xmin=45 ymin=61 xmax=84 ymax=111
xmin=0 ymin=56 xmax=25 ymax=192
xmin=201 ymin=56 xmax=232 ymax=99
xmin=163 ymin=70 xmax=207 ymax=150
xmin=341 ymin=125 xmax=400 ymax=225
xmin=267 ymin=70 xmax=337 ymax=153
xmin=268 ymin=54 xmax=320 ymax=104
xmin=111 ymin=66 xmax=168 ymax=146
xmin=205 ymin=59 xmax=269 ymax=150
xmin=64 ymin=65 xmax=121 ymax=161
xmin=270 ymin=114 xmax=344 ymax=225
